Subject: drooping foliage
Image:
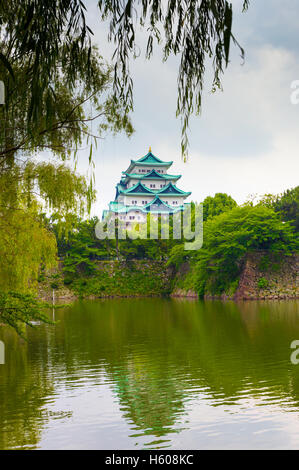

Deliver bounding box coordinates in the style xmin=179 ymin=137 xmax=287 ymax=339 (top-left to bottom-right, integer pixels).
xmin=1 ymin=0 xmax=249 ymax=159
xmin=22 ymin=161 xmax=96 ymax=219
xmin=0 ymin=2 xmax=135 ymax=333
xmin=0 ymin=43 xmax=133 ymax=160
xmin=0 ymin=1 xmax=100 ymax=139
xmin=98 ymin=0 xmax=250 ymax=158
xmin=0 ymin=157 xmax=98 ymax=292
xmin=0 ymin=292 xmax=53 ymax=337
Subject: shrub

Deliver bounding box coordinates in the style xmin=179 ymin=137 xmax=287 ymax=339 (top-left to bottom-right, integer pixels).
xmin=63 ymin=277 xmax=73 ymax=286
xmin=50 ymin=281 xmax=59 ymax=290
xmin=257 ymin=277 xmax=269 ymax=289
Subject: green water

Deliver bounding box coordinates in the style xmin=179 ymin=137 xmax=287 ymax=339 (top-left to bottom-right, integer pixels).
xmin=1 ymin=298 xmax=299 ymax=450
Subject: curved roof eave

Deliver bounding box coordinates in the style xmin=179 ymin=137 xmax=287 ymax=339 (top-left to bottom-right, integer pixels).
xmin=119 ymin=181 xmax=155 ymax=195
xmin=157 ymin=182 xmax=191 ymax=196
xmin=132 ymin=160 xmax=173 ymax=166
xmin=122 ymin=172 xmax=182 ymax=181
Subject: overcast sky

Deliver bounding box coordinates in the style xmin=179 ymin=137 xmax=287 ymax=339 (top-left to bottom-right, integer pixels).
xmin=74 ymin=0 xmax=299 ymax=216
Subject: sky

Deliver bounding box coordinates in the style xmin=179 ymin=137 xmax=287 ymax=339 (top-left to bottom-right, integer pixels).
xmin=74 ymin=0 xmax=299 ymax=217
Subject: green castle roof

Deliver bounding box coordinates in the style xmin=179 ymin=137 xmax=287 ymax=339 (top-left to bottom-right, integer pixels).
xmin=122 ymin=171 xmax=181 ymax=181
xmin=123 ymin=168 xmax=180 ymax=180
xmin=117 ymin=181 xmax=191 ymax=197
xmin=157 ymin=182 xmax=191 ymax=196
xmin=134 ymin=151 xmax=172 ymax=165
xmin=120 ymin=182 xmax=154 ymax=196
xmin=144 ymin=196 xmax=174 ymax=212
xmin=125 ymin=151 xmax=173 ymax=173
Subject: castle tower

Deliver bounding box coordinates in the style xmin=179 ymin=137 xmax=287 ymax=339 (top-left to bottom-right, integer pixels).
xmin=103 ymin=148 xmax=191 ymax=227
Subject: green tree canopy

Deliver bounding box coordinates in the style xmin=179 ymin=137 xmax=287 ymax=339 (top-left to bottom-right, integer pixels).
xmin=274 ymin=186 xmax=299 ymax=231
xmin=196 ymin=204 xmax=298 ymax=294
xmin=167 ymin=201 xmax=298 ymax=296
xmin=203 ymin=192 xmax=237 ymax=221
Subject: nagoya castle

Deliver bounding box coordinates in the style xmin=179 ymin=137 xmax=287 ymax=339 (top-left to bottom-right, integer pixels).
xmin=103 ymin=148 xmax=191 ymax=227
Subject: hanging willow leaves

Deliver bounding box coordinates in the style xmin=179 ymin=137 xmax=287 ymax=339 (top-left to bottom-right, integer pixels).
xmin=0 ymin=2 xmax=133 ymax=334
xmin=0 ymin=0 xmax=93 ymax=129
xmin=0 ymin=44 xmax=133 ymax=161
xmin=98 ymin=0 xmax=250 ymax=159
xmin=1 ymin=1 xmax=249 ymax=159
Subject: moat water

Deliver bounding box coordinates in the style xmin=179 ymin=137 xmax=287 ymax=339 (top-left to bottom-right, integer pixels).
xmin=0 ymin=298 xmax=299 ymax=449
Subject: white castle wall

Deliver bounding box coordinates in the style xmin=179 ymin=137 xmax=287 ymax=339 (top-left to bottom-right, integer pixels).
xmin=130 ymin=165 xmax=167 ymax=174
xmin=127 ymin=179 xmax=168 ymax=189
xmin=122 ymin=195 xmax=186 ymax=207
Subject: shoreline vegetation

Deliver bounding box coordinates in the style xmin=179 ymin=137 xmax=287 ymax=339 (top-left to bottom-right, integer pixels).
xmin=1 ymin=189 xmax=298 ymax=333
xmin=38 ymin=252 xmax=298 ymax=304
xmin=39 ymin=189 xmax=298 ymax=305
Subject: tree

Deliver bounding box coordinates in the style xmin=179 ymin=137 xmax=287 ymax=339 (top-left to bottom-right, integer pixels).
xmin=1 ymin=0 xmax=250 ymax=159
xmin=202 ymin=192 xmax=237 ymax=221
xmin=55 ymin=217 xmax=114 ymax=277
xmin=274 ymin=186 xmax=299 ymax=231
xmin=0 ymin=45 xmax=133 ymax=161
xmin=0 ymin=2 xmax=134 ymax=333
xmin=0 ymin=1 xmax=114 ymax=148
xmin=0 ymin=163 xmax=96 ymax=332
xmin=196 ymin=205 xmax=298 ymax=294
xmin=168 ymin=203 xmax=298 ymax=296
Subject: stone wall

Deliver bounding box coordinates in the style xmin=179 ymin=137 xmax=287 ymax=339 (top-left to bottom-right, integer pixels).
xmin=38 ymin=260 xmax=172 ymax=302
xmin=171 ymin=252 xmax=299 ymax=301
xmin=234 ymin=252 xmax=298 ymax=300
xmin=39 ymin=252 xmax=298 ymax=303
